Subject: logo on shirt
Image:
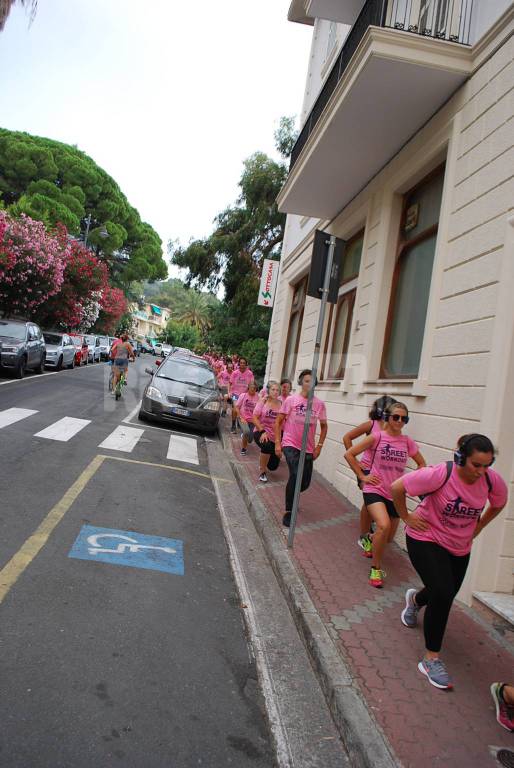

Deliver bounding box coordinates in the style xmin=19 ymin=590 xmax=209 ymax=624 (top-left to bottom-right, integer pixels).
xmin=294 ymin=403 xmax=307 ymax=416
xmin=441 ymin=496 xmax=483 ymax=527
xmin=380 ymin=444 xmax=407 ymax=463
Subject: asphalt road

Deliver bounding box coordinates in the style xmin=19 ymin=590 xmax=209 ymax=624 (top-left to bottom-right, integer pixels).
xmin=0 ymin=357 xmax=273 ymax=767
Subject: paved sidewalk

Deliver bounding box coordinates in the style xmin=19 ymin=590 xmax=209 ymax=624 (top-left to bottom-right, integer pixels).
xmin=226 ymin=430 xmax=514 ymax=768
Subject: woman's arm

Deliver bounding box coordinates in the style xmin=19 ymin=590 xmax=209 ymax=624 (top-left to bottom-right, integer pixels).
xmin=411 ymin=451 xmax=426 ymax=469
xmin=342 ymin=420 xmax=373 ymax=450
xmin=344 ymin=435 xmax=375 ymax=483
xmin=275 ymin=413 xmax=285 ymax=458
xmin=474 ymin=505 xmax=506 ymax=538
xmin=391 ymin=478 xmax=430 ymax=530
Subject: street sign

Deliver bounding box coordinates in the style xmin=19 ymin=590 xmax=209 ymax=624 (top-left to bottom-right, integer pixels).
xmin=257 ymin=258 xmax=279 ymax=307
xmin=307 ymin=230 xmax=345 ymax=304
xmin=68 ymin=525 xmax=184 ymax=575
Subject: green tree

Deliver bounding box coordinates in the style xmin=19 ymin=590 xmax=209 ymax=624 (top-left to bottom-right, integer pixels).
xmin=161 ymin=319 xmax=201 ymax=349
xmin=0 ymin=128 xmax=167 ymax=283
xmin=176 ymin=290 xmax=211 ymax=331
xmin=240 ymin=338 xmax=268 ymax=378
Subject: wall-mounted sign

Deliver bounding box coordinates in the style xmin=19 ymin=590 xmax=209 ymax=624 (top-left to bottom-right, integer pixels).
xmin=404 ymin=203 xmax=420 ymax=232
xmin=258 ymin=259 xmax=280 ymax=307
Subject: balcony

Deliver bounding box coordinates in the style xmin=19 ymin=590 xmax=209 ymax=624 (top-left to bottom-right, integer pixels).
xmin=279 ymin=0 xmax=474 ymax=219
xmin=289 ymin=0 xmax=367 ymax=26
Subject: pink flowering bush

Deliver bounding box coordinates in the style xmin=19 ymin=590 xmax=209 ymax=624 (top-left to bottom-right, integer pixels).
xmin=0 ymin=211 xmax=69 ymax=317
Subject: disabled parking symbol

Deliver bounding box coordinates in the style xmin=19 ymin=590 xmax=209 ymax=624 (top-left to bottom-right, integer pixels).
xmin=69 ymin=525 xmax=184 ymax=575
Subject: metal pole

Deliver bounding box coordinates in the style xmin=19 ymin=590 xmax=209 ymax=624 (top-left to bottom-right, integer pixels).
xmin=83 ymin=213 xmax=92 ymax=247
xmin=288 ymin=234 xmax=336 ymax=548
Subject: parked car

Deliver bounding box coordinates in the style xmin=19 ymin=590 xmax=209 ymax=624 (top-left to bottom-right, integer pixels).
xmin=153 ymin=342 xmax=163 ymax=356
xmin=69 ymin=334 xmax=89 ymax=366
xmin=161 ymin=343 xmax=172 ymax=358
xmin=43 ymin=332 xmax=76 ymax=370
xmin=139 ymin=355 xmax=221 ymax=433
xmin=140 ymin=339 xmax=156 ymax=355
xmin=0 ymin=319 xmax=46 ymax=378
xmin=96 ymin=335 xmax=111 ymax=361
xmin=128 ymin=339 xmax=141 ymax=357
xmin=84 ymin=334 xmax=101 ymax=363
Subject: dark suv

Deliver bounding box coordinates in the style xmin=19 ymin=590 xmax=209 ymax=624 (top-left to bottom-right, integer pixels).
xmin=0 ymin=319 xmax=46 ymax=378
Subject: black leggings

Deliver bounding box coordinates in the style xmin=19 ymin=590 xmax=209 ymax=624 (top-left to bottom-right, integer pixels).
xmin=284 ymin=447 xmax=313 ymax=511
xmin=406 ymin=536 xmax=470 ymax=653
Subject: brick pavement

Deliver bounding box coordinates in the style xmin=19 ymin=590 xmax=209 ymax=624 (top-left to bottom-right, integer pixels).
xmin=227 ymin=431 xmax=514 ymax=767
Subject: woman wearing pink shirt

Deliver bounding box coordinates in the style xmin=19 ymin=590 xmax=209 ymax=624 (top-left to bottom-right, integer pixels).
xmin=280 ymin=378 xmax=292 ymax=400
xmin=391 ymin=433 xmax=508 ymax=691
xmin=345 ymin=402 xmax=425 ymax=588
xmin=229 ymin=357 xmax=254 ymax=433
xmin=235 ymin=381 xmax=259 ymax=456
xmin=252 ymin=381 xmax=282 ymax=483
xmin=275 ymin=370 xmax=328 ymax=528
xmin=217 ymin=364 xmax=230 ymax=417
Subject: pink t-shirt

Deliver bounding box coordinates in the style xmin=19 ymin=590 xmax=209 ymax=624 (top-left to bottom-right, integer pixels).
xmin=259 ymin=388 xmax=267 ymax=399
xmin=230 ymin=368 xmax=254 ymax=396
xmin=362 ymin=432 xmax=418 ymax=500
xmin=403 ymin=463 xmax=508 ymax=555
xmin=360 ymin=420 xmax=383 ymax=470
xmin=236 ymin=392 xmax=259 ymax=421
xmin=217 ymin=369 xmax=230 ymax=387
xmin=254 ymin=399 xmax=281 ymax=440
xmin=280 ymin=394 xmax=327 ymax=454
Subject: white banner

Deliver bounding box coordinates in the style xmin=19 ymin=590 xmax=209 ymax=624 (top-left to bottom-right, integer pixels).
xmin=257 ymin=259 xmax=279 ymax=308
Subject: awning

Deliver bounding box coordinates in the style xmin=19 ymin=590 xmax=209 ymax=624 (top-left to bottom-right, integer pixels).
xmin=150 ymin=305 xmax=162 ymax=316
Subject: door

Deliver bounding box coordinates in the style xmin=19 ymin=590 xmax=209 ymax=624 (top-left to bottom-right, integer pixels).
xmin=27 ymin=326 xmax=39 ymax=366
xmin=63 ymin=336 xmax=74 ymax=366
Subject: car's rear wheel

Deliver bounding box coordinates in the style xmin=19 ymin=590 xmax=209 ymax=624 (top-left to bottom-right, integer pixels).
xmin=68 ymin=356 xmax=75 ymax=370
xmin=138 ymin=409 xmax=148 ymax=422
xmin=56 ymin=355 xmax=63 ymax=371
xmin=34 ymin=353 xmax=45 ymax=374
xmin=16 ymin=356 xmax=26 ymax=379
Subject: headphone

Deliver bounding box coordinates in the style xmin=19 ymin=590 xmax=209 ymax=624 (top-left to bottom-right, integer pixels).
xmin=454 ymin=434 xmax=495 ymax=467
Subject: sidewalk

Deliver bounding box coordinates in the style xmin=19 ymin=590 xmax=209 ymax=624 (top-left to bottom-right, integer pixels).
xmin=225 ymin=429 xmax=514 ymax=767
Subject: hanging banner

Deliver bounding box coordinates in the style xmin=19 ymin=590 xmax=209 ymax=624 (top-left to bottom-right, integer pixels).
xmin=257 ymin=259 xmax=279 ymax=307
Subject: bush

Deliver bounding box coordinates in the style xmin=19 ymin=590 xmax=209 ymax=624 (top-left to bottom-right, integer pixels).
xmin=241 ymin=338 xmax=268 ymax=378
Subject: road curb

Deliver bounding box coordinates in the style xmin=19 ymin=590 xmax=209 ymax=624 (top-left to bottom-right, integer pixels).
xmin=220 ymin=430 xmax=398 ymax=768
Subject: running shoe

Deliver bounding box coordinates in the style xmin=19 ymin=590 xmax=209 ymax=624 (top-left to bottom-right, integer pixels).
xmin=259 ymin=473 xmax=268 ymax=483
xmin=357 ymin=534 xmax=373 ymax=558
xmin=240 ymin=448 xmax=247 ymax=456
xmin=282 ymin=512 xmax=291 ymax=528
xmin=418 ymin=658 xmax=453 ymax=690
xmin=401 ymin=588 xmax=419 ymax=628
xmin=491 ymin=683 xmax=514 ymax=731
xmin=368 ymin=567 xmax=385 ymax=588
xmin=230 ymin=426 xmax=237 ymax=434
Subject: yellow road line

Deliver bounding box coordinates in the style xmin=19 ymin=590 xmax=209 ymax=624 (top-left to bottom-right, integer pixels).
xmin=0 ymin=454 xmax=106 ymax=605
xmin=100 ymin=454 xmax=232 ymax=483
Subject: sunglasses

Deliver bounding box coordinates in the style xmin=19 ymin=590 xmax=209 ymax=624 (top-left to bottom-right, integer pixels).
xmin=390 ymin=414 xmax=409 ymax=423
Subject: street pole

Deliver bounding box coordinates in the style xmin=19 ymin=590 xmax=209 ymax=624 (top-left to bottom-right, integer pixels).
xmin=288 ymin=234 xmax=336 ymax=548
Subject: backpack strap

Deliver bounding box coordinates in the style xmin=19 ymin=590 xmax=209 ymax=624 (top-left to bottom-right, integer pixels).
xmin=368 ymin=431 xmax=383 ymax=474
xmin=419 ymin=461 xmax=453 ymax=501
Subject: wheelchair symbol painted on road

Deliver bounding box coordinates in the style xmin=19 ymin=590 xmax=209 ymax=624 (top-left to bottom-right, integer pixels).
xmin=69 ymin=525 xmax=184 ymax=575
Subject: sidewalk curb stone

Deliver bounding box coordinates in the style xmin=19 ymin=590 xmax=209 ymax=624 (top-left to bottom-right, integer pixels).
xmin=221 ymin=430 xmax=399 ymax=768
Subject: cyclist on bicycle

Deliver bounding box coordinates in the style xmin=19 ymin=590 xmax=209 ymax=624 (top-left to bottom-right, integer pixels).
xmin=111 ymin=334 xmax=134 ymax=390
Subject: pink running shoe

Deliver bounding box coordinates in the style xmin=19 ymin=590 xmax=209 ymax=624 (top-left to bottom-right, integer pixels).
xmin=491 ymin=683 xmax=514 ymax=731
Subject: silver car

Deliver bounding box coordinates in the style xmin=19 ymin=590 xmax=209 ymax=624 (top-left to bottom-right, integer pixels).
xmin=96 ymin=335 xmax=111 ymax=361
xmin=43 ymin=332 xmax=76 ymax=370
xmin=84 ymin=334 xmax=101 ymax=363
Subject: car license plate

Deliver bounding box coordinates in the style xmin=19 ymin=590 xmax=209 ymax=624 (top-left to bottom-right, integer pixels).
xmin=170 ymin=407 xmax=191 ymax=417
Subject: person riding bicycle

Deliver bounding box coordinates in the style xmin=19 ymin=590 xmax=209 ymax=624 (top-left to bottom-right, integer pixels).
xmin=111 ymin=333 xmax=134 ymax=390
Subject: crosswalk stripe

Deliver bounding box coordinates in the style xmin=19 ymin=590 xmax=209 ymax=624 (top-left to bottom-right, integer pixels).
xmin=98 ymin=425 xmax=144 ymax=453
xmin=0 ymin=408 xmax=38 ymax=429
xmin=166 ymin=434 xmax=199 ymax=465
xmin=34 ymin=417 xmax=91 ymax=442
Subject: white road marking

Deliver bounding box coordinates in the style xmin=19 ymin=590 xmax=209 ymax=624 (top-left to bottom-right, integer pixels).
xmin=122 ymin=402 xmax=141 ymax=424
xmin=34 ymin=417 xmax=91 ymax=442
xmin=166 ymin=434 xmax=199 ymax=465
xmin=99 ymin=425 xmax=144 ymax=453
xmin=0 ymin=408 xmax=38 ymax=429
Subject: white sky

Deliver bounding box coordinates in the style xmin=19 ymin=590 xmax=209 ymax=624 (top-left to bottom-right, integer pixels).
xmin=0 ymin=0 xmax=311 ymax=274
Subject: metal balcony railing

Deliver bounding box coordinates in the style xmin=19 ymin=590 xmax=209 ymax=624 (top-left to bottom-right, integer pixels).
xmin=289 ymin=0 xmax=474 ymax=170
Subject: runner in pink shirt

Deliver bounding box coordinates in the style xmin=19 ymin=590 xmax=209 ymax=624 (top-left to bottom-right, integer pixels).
xmin=217 ymin=365 xmax=230 ymax=417
xmin=235 ymin=382 xmax=259 ymax=456
xmin=228 ymin=357 xmax=254 ymax=433
xmin=343 ymin=396 xmax=397 ymax=558
xmin=391 ymin=433 xmax=508 ymax=691
xmin=280 ymin=378 xmax=292 ymax=401
xmin=252 ymin=381 xmax=282 ymax=483
xmin=345 ymin=402 xmax=425 ymax=588
xmin=275 ymin=370 xmax=328 ymax=528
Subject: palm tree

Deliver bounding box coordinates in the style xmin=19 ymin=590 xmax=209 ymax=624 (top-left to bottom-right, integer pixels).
xmin=176 ymin=291 xmax=211 ymax=332
xmin=0 ymin=0 xmax=37 ymax=31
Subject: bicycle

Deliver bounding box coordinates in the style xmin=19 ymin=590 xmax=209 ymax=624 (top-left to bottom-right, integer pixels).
xmin=114 ymin=370 xmax=126 ymax=400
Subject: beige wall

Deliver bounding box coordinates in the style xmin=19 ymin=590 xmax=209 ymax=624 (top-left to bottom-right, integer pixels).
xmin=268 ymin=30 xmax=514 ymax=600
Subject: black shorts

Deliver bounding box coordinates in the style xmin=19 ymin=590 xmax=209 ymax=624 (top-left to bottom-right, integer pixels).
xmin=357 ymin=468 xmax=370 ymax=490
xmin=256 ymin=432 xmax=275 ymax=455
xmin=363 ymin=493 xmax=398 ymax=519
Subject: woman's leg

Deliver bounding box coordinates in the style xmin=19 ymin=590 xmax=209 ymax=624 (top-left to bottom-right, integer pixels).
xmin=259 ymin=452 xmax=270 ymax=473
xmin=359 ymin=504 xmax=373 ymax=537
xmin=366 ymin=502 xmax=391 ymax=571
xmin=406 ymin=537 xmax=470 ymax=655
xmin=387 ymin=517 xmax=400 ymax=543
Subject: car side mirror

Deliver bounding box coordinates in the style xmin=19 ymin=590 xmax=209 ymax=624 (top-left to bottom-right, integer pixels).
xmin=145 ymin=367 xmax=153 ymax=375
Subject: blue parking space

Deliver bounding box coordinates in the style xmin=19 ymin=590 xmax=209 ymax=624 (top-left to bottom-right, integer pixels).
xmin=68 ymin=525 xmax=184 ymax=575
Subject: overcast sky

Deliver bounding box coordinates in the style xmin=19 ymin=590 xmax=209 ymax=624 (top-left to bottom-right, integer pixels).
xmin=0 ymin=0 xmax=311 ymax=274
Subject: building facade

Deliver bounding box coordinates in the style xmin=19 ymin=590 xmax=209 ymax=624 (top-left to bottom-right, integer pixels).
xmin=131 ymin=303 xmax=171 ymax=340
xmin=267 ymin=0 xmax=514 ymax=610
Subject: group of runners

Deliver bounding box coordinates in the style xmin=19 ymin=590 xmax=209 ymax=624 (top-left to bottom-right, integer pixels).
xmin=216 ymin=355 xmax=512 ymax=709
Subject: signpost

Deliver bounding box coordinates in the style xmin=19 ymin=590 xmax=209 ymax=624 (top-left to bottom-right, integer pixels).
xmin=258 ymin=258 xmax=279 ymax=307
xmin=287 ymin=231 xmax=345 ymax=548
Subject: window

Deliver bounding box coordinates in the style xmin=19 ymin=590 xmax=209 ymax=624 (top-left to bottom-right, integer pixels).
xmin=382 ymin=166 xmax=445 ymax=378
xmin=321 ymin=232 xmax=363 ymax=380
xmin=282 ymin=277 xmax=307 ymax=381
